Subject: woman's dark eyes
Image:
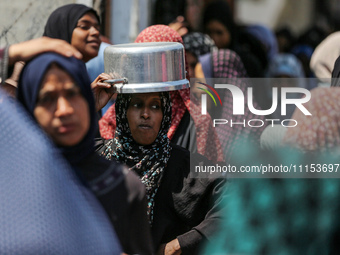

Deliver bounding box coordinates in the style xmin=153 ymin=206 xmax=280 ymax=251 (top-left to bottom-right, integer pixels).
xmin=37 ymin=90 xmax=80 ymax=105
xmin=131 ymin=102 xmax=161 ymax=109
xmin=39 ymin=95 xmax=54 ymax=104
xmin=207 ymin=29 xmax=223 ymax=36
xmin=151 ymin=104 xmax=161 ymax=109
xmin=78 ymin=25 xmax=89 ymax=30
xmin=77 ymin=24 xmax=101 ymax=32
xmin=131 ymin=102 xmax=142 ymax=108
xmin=65 ymin=90 xmax=80 ymax=98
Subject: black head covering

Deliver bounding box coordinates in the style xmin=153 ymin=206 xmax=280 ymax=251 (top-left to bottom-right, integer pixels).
xmin=101 ymin=92 xmax=172 ymax=225
xmin=43 ymin=4 xmax=100 ymax=43
xmin=17 ymin=53 xmax=98 ymax=165
xmin=203 ymin=0 xmax=237 ymax=49
xmin=331 ymin=55 xmax=340 ymax=87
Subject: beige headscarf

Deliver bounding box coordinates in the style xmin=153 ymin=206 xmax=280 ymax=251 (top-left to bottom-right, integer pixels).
xmin=310 ymin=32 xmax=340 ymax=82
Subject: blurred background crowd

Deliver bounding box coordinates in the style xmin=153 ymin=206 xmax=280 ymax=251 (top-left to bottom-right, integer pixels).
xmin=2 ymin=1 xmax=340 ymax=254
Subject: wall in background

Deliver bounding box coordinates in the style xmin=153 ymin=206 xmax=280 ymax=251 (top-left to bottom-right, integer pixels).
xmin=0 ymin=0 xmax=93 ymax=46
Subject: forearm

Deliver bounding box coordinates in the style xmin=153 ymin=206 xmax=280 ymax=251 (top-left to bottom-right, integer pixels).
xmin=177 ymin=229 xmax=203 ymax=254
xmin=8 ymin=37 xmax=82 ymax=66
xmin=176 ymin=179 xmax=226 ymax=254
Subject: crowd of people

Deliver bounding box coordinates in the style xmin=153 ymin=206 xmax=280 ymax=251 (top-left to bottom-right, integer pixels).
xmin=1 ymin=0 xmax=340 ymax=254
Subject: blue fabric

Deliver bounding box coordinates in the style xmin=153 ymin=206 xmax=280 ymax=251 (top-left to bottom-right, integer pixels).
xmin=17 ymin=53 xmax=98 ymax=165
xmin=291 ymin=44 xmax=314 ymax=60
xmin=266 ymin=53 xmax=305 ymax=78
xmin=101 ymin=98 xmax=115 ymax=115
xmin=246 ymin=24 xmax=278 ymax=62
xmin=86 ymin=42 xmax=111 ymax=81
xmin=0 ymin=90 xmax=121 ymax=255
xmin=86 ymin=42 xmax=114 ymax=115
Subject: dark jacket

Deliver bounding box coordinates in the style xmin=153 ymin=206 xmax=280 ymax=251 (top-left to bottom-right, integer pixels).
xmin=96 ymin=138 xmax=226 ymax=254
xmin=77 ymin=151 xmax=154 ymax=255
xmin=152 ymin=144 xmax=226 ymax=254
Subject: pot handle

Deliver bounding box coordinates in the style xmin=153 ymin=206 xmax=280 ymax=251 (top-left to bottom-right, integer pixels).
xmin=104 ymin=78 xmax=128 ymax=84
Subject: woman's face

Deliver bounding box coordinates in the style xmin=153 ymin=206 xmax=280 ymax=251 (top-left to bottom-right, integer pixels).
xmin=206 ymin=20 xmax=231 ymax=49
xmin=186 ymin=51 xmax=198 ymax=78
xmin=71 ymin=12 xmax=101 ymax=62
xmin=127 ymin=93 xmax=163 ymax=145
xmin=34 ymin=64 xmax=90 ymax=147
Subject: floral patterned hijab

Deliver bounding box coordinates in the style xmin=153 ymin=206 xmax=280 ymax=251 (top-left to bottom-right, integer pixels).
xmin=100 ymin=92 xmax=172 ymax=224
xmin=182 ymin=32 xmax=216 ymax=58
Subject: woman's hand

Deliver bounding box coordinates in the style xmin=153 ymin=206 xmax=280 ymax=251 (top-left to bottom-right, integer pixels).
xmin=157 ymin=239 xmax=182 ymax=255
xmin=91 ymin=73 xmax=116 ymax=112
xmin=168 ymin=16 xmax=188 ymax=37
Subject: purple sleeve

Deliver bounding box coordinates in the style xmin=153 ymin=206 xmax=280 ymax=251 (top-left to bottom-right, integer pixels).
xmin=199 ymin=53 xmax=213 ymax=78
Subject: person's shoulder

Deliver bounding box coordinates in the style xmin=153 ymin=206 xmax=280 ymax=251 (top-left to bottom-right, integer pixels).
xmin=164 ymin=144 xmax=190 ymax=176
xmin=169 ymin=143 xmax=190 ymax=165
xmin=169 ymin=143 xmax=216 ymax=168
xmin=171 ymin=143 xmax=190 ymax=156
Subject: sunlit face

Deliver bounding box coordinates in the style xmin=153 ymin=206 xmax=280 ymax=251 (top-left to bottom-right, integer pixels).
xmin=34 ymin=64 xmax=90 ymax=147
xmin=71 ymin=12 xmax=101 ymax=62
xmin=206 ymin=20 xmax=231 ymax=49
xmin=127 ymin=93 xmax=163 ymax=145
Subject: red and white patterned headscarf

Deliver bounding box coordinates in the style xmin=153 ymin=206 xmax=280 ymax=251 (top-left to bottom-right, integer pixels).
xmin=99 ymin=25 xmax=224 ymax=163
xmin=283 ymin=87 xmax=340 ymax=152
xmin=212 ymin=49 xmax=266 ymax=159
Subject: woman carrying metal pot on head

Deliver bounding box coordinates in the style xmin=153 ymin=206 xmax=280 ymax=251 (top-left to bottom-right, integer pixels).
xmin=96 ymin=41 xmax=226 ymax=255
xmin=99 ymin=25 xmax=224 ymax=164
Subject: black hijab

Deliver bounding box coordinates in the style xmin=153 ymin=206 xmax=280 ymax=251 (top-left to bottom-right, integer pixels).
xmin=43 ymin=4 xmax=100 ymax=43
xmin=331 ymin=55 xmax=340 ymax=87
xmin=17 ymin=53 xmax=98 ymax=165
xmin=202 ymin=1 xmax=266 ymax=77
xmin=100 ymin=93 xmax=172 ymax=225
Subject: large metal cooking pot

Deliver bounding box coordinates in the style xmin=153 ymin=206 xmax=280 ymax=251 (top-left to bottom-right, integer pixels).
xmin=103 ymin=42 xmax=189 ymax=93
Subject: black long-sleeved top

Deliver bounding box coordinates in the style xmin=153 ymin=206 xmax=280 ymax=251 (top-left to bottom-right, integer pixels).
xmin=151 ymin=144 xmax=226 ymax=254
xmin=95 ymin=139 xmax=226 ymax=254
xmin=75 ymin=152 xmax=154 ymax=255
